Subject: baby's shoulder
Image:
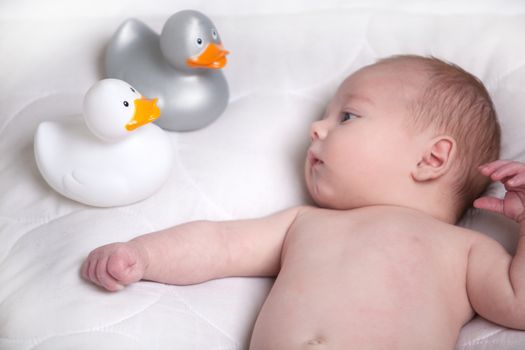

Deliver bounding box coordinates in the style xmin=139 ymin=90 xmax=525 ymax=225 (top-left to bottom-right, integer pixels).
xmin=446 ymin=223 xmax=504 ymax=252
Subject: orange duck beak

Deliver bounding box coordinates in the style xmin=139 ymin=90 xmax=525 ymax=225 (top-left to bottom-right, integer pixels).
xmin=125 ymin=97 xmax=161 ymax=131
xmin=186 ymin=43 xmax=229 ymax=69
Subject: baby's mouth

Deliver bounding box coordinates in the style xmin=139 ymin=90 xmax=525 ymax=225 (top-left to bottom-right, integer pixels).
xmin=308 ymin=150 xmax=323 ymax=166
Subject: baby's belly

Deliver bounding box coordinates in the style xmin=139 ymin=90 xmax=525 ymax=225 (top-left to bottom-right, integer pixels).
xmin=249 ymin=252 xmax=464 ymax=350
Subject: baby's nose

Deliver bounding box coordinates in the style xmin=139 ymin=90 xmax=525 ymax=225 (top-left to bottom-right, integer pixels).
xmin=310 ymin=120 xmax=327 ymax=141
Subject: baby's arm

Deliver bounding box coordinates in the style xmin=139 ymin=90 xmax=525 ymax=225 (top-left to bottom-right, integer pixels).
xmin=467 ymin=160 xmax=525 ymax=329
xmin=82 ymin=206 xmax=304 ymax=291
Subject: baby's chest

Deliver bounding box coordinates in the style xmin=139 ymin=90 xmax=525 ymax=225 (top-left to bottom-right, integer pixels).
xmin=280 ymin=216 xmax=463 ymax=295
xmin=255 ymin=221 xmax=473 ymax=350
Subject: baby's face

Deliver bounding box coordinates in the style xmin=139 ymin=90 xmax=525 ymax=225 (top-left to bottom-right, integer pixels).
xmin=304 ymin=63 xmax=427 ymax=209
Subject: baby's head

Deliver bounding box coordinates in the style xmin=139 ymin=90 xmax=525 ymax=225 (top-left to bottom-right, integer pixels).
xmin=305 ymin=55 xmax=500 ymax=222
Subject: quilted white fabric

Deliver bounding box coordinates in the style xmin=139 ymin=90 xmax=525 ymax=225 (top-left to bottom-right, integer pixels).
xmin=2 ymin=0 xmax=525 ymax=349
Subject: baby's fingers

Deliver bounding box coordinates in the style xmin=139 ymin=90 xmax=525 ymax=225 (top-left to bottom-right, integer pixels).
xmin=479 ymin=160 xmax=513 ymax=177
xmin=87 ymin=257 xmax=100 ymax=286
xmin=107 ymin=252 xmax=143 ymax=286
xmin=81 ymin=250 xmax=123 ymax=291
xmin=95 ymin=256 xmax=124 ymax=292
xmin=473 ymin=196 xmax=504 ymax=215
xmin=503 ymin=171 xmax=525 ymax=188
xmin=479 ymin=160 xmax=524 ymax=180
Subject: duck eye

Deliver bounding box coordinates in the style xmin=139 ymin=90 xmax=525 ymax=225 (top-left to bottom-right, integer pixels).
xmin=196 ymin=37 xmax=203 ymax=46
xmin=123 ymin=101 xmax=129 ymax=107
xmin=212 ymin=29 xmax=218 ymax=40
xmin=130 ymin=87 xmax=136 ymax=93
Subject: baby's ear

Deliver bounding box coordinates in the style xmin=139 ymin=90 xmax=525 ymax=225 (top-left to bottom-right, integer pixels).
xmin=411 ymin=136 xmax=456 ymax=182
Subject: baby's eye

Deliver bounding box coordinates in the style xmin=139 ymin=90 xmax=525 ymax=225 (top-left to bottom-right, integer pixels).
xmin=341 ymin=112 xmax=359 ymax=123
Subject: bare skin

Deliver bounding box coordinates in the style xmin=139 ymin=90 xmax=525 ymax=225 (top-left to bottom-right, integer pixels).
xmin=82 ymin=195 xmax=525 ymax=350
xmin=249 ymin=205 xmax=476 ymax=350
xmin=82 ymin=61 xmax=525 ymax=349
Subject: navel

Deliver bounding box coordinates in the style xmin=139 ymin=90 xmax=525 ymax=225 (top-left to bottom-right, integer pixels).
xmin=306 ymin=336 xmax=326 ymax=346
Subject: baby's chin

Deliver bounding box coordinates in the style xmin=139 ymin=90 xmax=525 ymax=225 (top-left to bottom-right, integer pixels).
xmin=307 ymin=189 xmax=357 ymax=211
xmin=304 ymin=171 xmax=367 ymax=210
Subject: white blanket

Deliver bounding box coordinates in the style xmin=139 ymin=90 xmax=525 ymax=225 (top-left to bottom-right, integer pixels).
xmin=2 ymin=0 xmax=525 ymax=349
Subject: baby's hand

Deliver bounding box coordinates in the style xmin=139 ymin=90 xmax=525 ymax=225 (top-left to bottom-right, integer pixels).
xmin=81 ymin=241 xmax=148 ymax=292
xmin=474 ymin=160 xmax=525 ymax=224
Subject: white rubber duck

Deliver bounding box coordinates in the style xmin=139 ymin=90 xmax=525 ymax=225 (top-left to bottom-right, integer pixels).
xmin=34 ymin=79 xmax=173 ymax=207
xmin=105 ymin=10 xmax=230 ymax=131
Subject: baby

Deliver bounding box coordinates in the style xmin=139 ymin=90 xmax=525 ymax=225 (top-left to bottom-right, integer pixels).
xmin=82 ymin=55 xmax=525 ymax=350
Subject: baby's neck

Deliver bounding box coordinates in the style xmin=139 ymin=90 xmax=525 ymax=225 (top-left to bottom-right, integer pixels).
xmin=393 ymin=196 xmax=459 ymax=225
xmin=326 ymin=202 xmax=458 ymax=225
xmin=402 ymin=203 xmax=458 ymax=225
xmin=396 ymin=183 xmax=460 ymax=225
xmin=362 ymin=196 xmax=458 ymax=225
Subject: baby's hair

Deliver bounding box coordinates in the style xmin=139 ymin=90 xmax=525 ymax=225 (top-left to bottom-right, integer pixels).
xmin=376 ymin=55 xmax=501 ymax=218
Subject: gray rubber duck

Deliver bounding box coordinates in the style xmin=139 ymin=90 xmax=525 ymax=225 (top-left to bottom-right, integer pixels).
xmin=105 ymin=10 xmax=230 ymax=131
